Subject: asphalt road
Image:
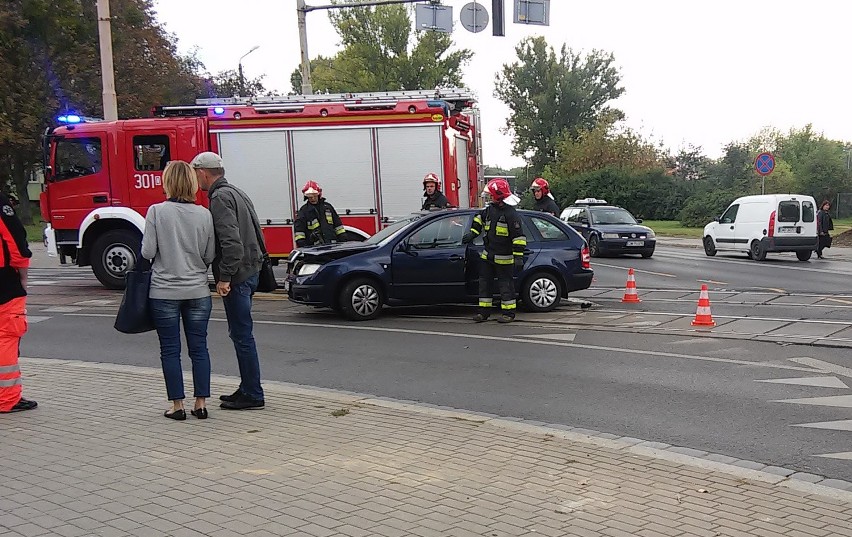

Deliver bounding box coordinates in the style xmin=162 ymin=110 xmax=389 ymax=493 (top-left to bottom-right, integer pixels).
xmin=19 ymin=258 xmax=852 ymax=483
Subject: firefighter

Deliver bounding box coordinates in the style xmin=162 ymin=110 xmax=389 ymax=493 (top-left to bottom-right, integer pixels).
xmin=530 ymin=177 xmax=560 ymax=216
xmin=421 ymin=172 xmax=450 ymax=211
xmin=294 ymin=181 xmax=346 ymax=247
xmin=462 ymin=178 xmax=526 ymax=323
xmin=0 ymin=192 xmax=37 ymax=413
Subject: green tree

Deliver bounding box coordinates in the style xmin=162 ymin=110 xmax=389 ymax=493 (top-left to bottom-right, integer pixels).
xmin=204 ymin=69 xmax=268 ymax=99
xmin=290 ymin=3 xmax=473 ymax=93
xmin=494 ymin=37 xmax=624 ymax=175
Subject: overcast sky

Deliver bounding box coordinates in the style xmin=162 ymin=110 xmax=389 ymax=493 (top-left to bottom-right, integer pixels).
xmin=152 ymin=0 xmax=851 ymax=169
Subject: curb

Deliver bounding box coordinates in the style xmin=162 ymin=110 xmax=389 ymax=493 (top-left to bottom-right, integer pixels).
xmin=21 ymin=357 xmax=852 ymax=502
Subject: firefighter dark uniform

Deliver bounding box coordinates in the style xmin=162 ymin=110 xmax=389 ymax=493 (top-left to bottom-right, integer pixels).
xmin=534 ymin=196 xmax=560 ymax=216
xmin=422 ymin=190 xmax=450 ymax=211
xmin=293 ymin=198 xmax=346 ymax=247
xmin=0 ymin=192 xmax=37 ymax=412
xmin=464 ymin=179 xmax=526 ymax=323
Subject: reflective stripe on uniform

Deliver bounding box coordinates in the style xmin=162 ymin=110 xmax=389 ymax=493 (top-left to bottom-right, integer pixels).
xmin=470 ymin=228 xmax=480 ymax=236
xmin=0 ymin=365 xmax=20 ymax=374
xmin=501 ymin=300 xmax=517 ymax=310
xmin=0 ymin=378 xmax=21 ymax=387
xmin=326 ymin=213 xmax=334 ymax=224
xmin=473 ymin=215 xmax=483 ymax=225
xmin=493 ymin=254 xmax=514 ymax=265
xmin=512 ymin=237 xmax=527 ymax=246
xmin=495 ymin=223 xmax=509 ymax=236
xmin=479 ymin=299 xmax=493 ymax=307
xmin=294 ymin=232 xmax=306 ymax=241
xmin=307 ymin=220 xmax=320 ymax=230
xmin=335 ymin=226 xmax=346 ymax=235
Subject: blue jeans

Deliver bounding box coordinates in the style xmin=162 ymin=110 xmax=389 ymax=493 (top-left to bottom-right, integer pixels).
xmin=150 ymin=296 xmax=212 ymax=401
xmin=221 ymin=272 xmax=264 ymax=400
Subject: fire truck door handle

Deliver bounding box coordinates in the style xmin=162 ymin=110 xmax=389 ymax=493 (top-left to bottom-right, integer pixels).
xmin=93 ymin=195 xmax=108 ymax=203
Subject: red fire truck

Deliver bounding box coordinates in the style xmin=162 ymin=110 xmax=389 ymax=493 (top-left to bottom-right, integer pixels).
xmin=40 ymin=88 xmax=483 ymax=288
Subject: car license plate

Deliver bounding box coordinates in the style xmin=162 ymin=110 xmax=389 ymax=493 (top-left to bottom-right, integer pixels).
xmin=626 ymin=240 xmax=644 ymax=247
xmin=778 ymin=226 xmax=796 ymax=233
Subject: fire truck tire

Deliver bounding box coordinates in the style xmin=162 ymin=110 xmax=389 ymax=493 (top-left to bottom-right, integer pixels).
xmin=339 ymin=278 xmax=384 ymax=321
xmin=91 ymin=229 xmax=141 ymax=290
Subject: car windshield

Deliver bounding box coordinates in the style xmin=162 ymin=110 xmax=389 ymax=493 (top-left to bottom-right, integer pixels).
xmin=365 ymin=215 xmax=422 ymax=245
xmin=590 ymin=208 xmax=637 ymax=225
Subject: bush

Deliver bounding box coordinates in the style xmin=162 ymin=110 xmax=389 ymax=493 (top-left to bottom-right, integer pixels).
xmin=678 ymin=190 xmax=739 ymax=227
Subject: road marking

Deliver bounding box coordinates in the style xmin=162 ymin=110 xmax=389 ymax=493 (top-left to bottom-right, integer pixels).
xmin=824 ymin=297 xmax=852 ymax=305
xmin=774 ymin=395 xmax=852 ymax=408
xmin=697 ymin=279 xmax=728 ymax=285
xmin=592 ymin=262 xmax=677 ymax=278
xmin=42 ymin=306 xmax=84 ymax=313
xmin=519 ymin=333 xmax=577 ymax=342
xmin=601 ymin=308 xmax=852 ymax=326
xmin=792 ymin=420 xmax=852 ymax=432
xmin=27 ymin=281 xmax=58 ymax=286
xmin=64 ymin=313 xmax=827 ymax=373
xmin=789 ymin=358 xmax=852 ymax=379
xmin=816 ymin=452 xmax=852 ymax=460
xmin=26 ymin=316 xmax=51 ymax=323
xmin=756 ymin=376 xmax=849 ymax=389
xmin=75 ymin=299 xmax=119 ymax=306
xmin=653 ymin=250 xmax=852 ymax=276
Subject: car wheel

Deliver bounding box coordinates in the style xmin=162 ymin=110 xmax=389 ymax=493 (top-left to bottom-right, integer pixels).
xmin=641 ymin=249 xmax=654 ymax=259
xmin=522 ymin=272 xmax=562 ymax=312
xmin=750 ymin=240 xmax=767 ymax=262
xmin=588 ymin=235 xmax=601 ymax=258
xmin=339 ymin=278 xmax=383 ymax=321
xmin=91 ymin=229 xmax=141 ymax=289
xmin=796 ymin=250 xmax=812 ymax=262
xmin=703 ymin=236 xmax=717 ymax=257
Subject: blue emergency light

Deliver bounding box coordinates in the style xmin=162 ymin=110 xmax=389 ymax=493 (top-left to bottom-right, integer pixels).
xmin=57 ymin=114 xmax=83 ymax=124
xmin=213 ymin=107 xmax=225 ymax=115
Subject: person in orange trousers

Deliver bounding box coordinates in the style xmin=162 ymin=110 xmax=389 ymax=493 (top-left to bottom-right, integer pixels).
xmin=0 ymin=191 xmax=37 ymax=413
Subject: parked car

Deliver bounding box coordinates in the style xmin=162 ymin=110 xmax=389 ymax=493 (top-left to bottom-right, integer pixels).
xmin=285 ymin=209 xmax=594 ymax=320
xmin=560 ymin=199 xmax=656 ymax=258
xmin=702 ymin=194 xmax=818 ymax=261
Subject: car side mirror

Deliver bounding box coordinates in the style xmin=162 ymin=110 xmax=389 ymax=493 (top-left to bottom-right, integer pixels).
xmin=636 ymin=219 xmax=643 ymax=224
xmin=714 ymin=216 xmax=720 ymax=223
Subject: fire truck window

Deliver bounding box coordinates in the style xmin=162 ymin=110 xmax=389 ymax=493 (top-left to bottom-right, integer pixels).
xmin=54 ymin=138 xmax=103 ymax=181
xmin=133 ymin=135 xmax=171 ymax=171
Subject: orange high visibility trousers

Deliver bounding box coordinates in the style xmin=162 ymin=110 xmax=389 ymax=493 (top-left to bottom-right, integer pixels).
xmin=0 ymin=297 xmax=27 ymax=412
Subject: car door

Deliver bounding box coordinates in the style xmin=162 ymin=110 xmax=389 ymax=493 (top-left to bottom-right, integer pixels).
xmin=714 ymin=203 xmax=739 ymax=250
xmin=390 ymin=214 xmax=471 ymax=304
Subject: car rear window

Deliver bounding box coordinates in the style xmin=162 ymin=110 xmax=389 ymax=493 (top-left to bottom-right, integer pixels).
xmin=801 ymin=201 xmax=815 ymax=222
xmin=778 ymin=201 xmax=800 ymax=223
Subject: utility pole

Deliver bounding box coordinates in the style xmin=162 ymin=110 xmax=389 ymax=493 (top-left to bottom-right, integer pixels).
xmin=296 ymin=0 xmax=427 ymax=96
xmin=96 ymin=0 xmax=118 ymax=121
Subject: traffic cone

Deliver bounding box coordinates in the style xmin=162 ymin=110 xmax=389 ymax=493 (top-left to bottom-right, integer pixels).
xmin=691 ymin=284 xmax=716 ymax=327
xmin=621 ymin=268 xmax=641 ymax=303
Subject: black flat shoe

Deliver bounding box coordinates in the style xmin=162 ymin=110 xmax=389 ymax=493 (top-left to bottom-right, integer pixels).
xmin=220 ymin=389 xmax=241 ymax=402
xmin=164 ymin=409 xmax=186 ymax=421
xmin=190 ymin=408 xmax=208 ymax=419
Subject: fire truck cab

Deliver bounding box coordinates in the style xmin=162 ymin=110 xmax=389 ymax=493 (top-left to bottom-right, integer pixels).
xmin=40 ymin=89 xmax=483 ymax=288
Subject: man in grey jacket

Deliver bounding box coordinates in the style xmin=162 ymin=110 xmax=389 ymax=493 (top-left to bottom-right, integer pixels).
xmin=192 ymin=152 xmax=265 ymax=410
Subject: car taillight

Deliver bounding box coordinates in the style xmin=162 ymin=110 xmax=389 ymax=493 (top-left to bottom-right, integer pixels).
xmin=768 ymin=210 xmax=776 ymax=237
xmin=581 ymin=246 xmax=591 ymax=269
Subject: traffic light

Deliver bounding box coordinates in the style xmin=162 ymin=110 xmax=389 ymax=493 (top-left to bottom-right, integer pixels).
xmin=492 ymin=0 xmax=505 ymax=36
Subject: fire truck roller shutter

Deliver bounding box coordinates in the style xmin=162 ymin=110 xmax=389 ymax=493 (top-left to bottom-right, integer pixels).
xmin=216 ymin=131 xmax=294 ymax=223
xmin=376 ymin=125 xmax=444 ymax=220
xmin=454 ymin=137 xmax=470 ymax=209
xmin=291 ymin=129 xmax=377 ymax=215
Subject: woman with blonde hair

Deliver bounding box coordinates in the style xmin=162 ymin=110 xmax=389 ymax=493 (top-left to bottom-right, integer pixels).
xmin=141 ymin=160 xmax=216 ymax=420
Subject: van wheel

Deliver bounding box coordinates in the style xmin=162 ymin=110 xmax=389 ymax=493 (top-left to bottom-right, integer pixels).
xmin=703 ymin=236 xmax=717 ymax=257
xmin=750 ymin=240 xmax=767 ymax=262
xmin=339 ymin=278 xmax=383 ymax=321
xmin=796 ymin=250 xmax=812 ymax=262
xmin=91 ymin=230 xmax=141 ymax=289
xmin=521 ymin=272 xmax=562 ymax=312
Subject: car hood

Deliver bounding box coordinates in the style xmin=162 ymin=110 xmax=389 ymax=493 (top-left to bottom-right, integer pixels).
xmin=595 ymin=224 xmax=653 ymax=234
xmin=292 ymin=242 xmax=379 ymax=264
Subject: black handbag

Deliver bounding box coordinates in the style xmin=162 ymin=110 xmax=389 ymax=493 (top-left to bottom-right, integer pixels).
xmin=114 ymin=258 xmax=155 ymax=334
xmin=256 ymin=254 xmax=278 ymax=293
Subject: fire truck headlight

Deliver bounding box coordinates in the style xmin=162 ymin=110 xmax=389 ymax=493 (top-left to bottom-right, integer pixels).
xmin=213 ymin=107 xmax=225 ymax=115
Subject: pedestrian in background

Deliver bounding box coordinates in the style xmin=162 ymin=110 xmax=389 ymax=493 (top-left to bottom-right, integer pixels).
xmin=141 ymin=161 xmax=215 ymax=420
xmin=421 ymin=173 xmax=450 ymax=210
xmin=529 ymin=178 xmax=560 ymax=216
xmin=192 ymin=151 xmax=266 ymax=410
xmin=816 ymin=199 xmax=834 ymax=259
xmin=0 ymin=191 xmax=37 ymax=413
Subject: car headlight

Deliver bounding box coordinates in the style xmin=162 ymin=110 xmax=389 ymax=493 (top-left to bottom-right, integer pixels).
xmin=297 ymin=263 xmax=322 ymax=276
xmin=601 ymin=233 xmax=619 ymax=239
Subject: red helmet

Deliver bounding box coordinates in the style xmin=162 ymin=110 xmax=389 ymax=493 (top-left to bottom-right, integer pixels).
xmin=486 ymin=178 xmax=512 ymax=202
xmin=422 ymin=172 xmax=440 ymax=188
xmin=302 ymin=181 xmax=322 ymax=196
xmin=530 ymin=177 xmax=550 ymax=196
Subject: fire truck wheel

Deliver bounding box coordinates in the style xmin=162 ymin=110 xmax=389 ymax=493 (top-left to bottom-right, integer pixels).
xmin=91 ymin=229 xmax=141 ymax=289
xmin=339 ymin=278 xmax=384 ymax=321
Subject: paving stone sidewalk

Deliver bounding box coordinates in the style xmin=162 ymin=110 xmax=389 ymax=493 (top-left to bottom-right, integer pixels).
xmin=2 ymin=359 xmax=851 ymax=537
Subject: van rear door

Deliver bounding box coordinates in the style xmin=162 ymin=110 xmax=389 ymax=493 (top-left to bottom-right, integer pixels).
xmin=776 ymin=199 xmax=803 ymax=236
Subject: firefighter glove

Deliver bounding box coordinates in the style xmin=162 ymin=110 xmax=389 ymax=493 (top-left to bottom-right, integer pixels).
xmin=462 ymin=232 xmax=474 ymax=244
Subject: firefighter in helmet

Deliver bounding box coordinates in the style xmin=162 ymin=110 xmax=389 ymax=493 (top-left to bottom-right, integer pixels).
xmin=294 ymin=181 xmax=346 ymax=247
xmin=462 ymin=178 xmax=526 ymax=323
xmin=530 ymin=177 xmax=560 ymax=216
xmin=421 ymin=172 xmax=450 ymax=211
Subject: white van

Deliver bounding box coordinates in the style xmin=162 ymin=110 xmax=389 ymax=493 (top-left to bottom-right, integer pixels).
xmin=702 ymin=194 xmax=818 ymax=261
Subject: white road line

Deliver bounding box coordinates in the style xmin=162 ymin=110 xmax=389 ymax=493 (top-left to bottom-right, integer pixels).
xmin=592 ymin=263 xmax=678 ymax=278
xmin=816 ymin=452 xmax=852 ymax=460
xmin=774 ymin=395 xmax=852 ymax=408
xmin=599 ymin=308 xmax=852 ymax=326
xmin=789 ymin=358 xmax=852 ymax=379
xmin=66 ymin=313 xmax=821 ymax=373
xmin=652 ymin=251 xmax=852 ymax=275
xmin=756 ymin=377 xmax=849 ymax=389
xmin=792 ymin=420 xmax=852 ymax=432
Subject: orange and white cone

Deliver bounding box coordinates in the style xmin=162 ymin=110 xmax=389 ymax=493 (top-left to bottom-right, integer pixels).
xmin=691 ymin=284 xmax=716 ymax=327
xmin=621 ymin=268 xmax=641 ymax=303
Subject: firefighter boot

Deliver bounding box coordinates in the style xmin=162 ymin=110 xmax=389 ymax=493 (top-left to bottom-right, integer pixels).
xmin=497 ymin=313 xmax=515 ymax=324
xmin=473 ymin=312 xmax=490 ymax=323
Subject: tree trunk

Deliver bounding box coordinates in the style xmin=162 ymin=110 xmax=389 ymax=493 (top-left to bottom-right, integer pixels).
xmin=11 ymin=154 xmax=33 ymax=225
